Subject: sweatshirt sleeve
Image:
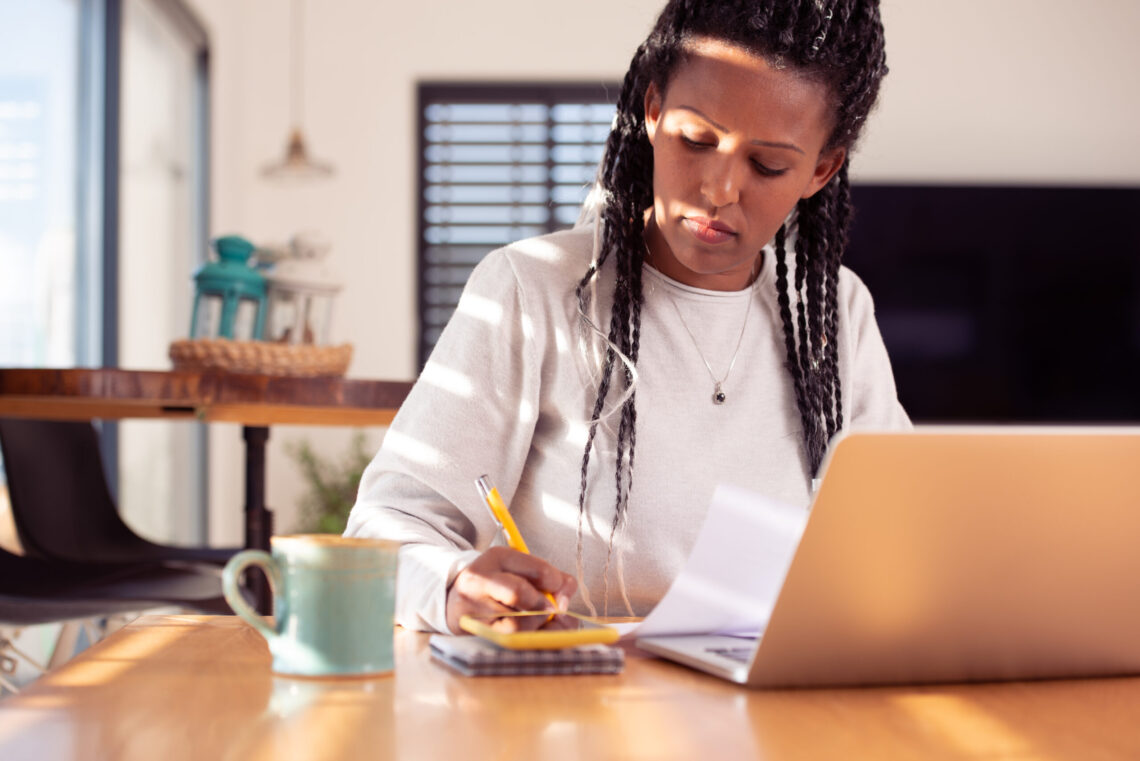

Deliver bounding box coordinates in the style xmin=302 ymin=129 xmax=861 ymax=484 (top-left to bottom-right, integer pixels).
xmin=841 ymin=269 xmax=912 ymax=431
xmin=345 ymin=247 xmax=544 ymax=632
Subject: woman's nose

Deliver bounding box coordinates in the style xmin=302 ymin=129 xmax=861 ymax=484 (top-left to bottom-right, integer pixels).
xmin=700 ymin=155 xmax=743 ymax=208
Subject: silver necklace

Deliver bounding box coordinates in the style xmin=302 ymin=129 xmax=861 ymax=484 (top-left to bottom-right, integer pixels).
xmin=650 ymin=247 xmax=758 ymax=405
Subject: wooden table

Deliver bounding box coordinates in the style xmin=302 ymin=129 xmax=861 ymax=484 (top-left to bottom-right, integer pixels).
xmin=0 ymin=368 xmax=413 ymax=552
xmin=2 ymin=615 xmax=1140 ymax=760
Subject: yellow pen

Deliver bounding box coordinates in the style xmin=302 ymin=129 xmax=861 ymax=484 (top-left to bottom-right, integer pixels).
xmin=475 ymin=474 xmax=559 ymax=611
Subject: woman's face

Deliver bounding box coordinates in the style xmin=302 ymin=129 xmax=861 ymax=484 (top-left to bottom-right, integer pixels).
xmin=643 ymin=37 xmax=846 ymax=291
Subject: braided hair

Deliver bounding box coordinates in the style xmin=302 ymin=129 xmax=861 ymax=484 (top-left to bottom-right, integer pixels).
xmin=575 ymin=0 xmax=888 ymax=549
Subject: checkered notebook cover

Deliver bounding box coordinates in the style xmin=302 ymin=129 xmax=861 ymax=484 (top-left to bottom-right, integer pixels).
xmin=429 ymin=634 xmax=625 ymax=677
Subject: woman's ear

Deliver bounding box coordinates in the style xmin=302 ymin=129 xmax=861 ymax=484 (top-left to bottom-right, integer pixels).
xmin=644 ymin=82 xmax=663 ymax=145
xmin=802 ymin=146 xmax=847 ymax=199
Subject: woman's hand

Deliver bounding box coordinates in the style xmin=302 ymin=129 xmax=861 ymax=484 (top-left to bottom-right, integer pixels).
xmin=445 ymin=546 xmax=577 ymax=634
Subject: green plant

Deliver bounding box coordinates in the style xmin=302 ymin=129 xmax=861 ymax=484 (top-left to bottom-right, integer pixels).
xmin=287 ymin=432 xmax=373 ymax=534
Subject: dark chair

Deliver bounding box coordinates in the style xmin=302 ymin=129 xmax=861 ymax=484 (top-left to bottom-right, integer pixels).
xmin=0 ymin=548 xmax=230 ymax=624
xmin=0 ymin=547 xmax=231 ymax=693
xmin=0 ymin=417 xmax=240 ymax=567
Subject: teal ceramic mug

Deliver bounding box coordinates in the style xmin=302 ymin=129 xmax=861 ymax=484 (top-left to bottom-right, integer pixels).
xmin=223 ymin=534 xmax=399 ymax=677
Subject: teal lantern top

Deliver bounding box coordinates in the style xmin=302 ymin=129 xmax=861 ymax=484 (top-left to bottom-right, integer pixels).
xmin=190 ymin=235 xmax=268 ymax=340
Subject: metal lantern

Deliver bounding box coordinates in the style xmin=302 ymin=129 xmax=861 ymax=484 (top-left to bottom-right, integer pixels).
xmin=263 ymin=236 xmax=341 ymax=346
xmin=190 ymin=236 xmax=268 ymax=340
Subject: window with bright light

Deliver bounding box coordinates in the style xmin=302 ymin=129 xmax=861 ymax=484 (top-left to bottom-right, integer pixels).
xmin=0 ymin=0 xmax=85 ymax=367
xmin=0 ymin=0 xmax=210 ymax=544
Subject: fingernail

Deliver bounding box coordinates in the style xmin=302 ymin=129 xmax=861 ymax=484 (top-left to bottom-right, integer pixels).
xmin=556 ymin=594 xmax=570 ymax=610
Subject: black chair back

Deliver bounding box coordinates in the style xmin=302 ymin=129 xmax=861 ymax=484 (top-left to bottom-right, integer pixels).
xmin=0 ymin=418 xmax=147 ymax=563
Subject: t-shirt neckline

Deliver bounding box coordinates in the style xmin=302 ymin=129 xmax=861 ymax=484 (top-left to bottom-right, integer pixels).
xmin=641 ymin=246 xmax=776 ymax=300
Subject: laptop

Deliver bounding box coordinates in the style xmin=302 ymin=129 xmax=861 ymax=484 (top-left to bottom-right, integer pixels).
xmin=637 ymin=426 xmax=1140 ymax=687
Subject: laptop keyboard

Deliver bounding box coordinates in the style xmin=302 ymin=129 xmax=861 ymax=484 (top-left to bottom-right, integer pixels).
xmin=707 ymin=646 xmax=752 ymax=664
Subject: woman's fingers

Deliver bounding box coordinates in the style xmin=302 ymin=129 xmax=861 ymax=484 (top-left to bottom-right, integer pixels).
xmin=552 ymin=574 xmax=578 ymax=610
xmin=487 ymin=547 xmax=574 ymax=600
xmin=460 ymin=568 xmax=551 ymax=612
xmin=445 ymin=547 xmax=576 ymax=633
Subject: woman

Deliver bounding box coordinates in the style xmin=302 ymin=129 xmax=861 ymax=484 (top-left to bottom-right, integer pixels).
xmin=346 ymin=0 xmax=909 ymax=633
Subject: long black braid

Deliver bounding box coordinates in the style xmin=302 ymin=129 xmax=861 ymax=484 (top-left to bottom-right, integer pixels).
xmin=576 ymin=0 xmax=888 ymax=579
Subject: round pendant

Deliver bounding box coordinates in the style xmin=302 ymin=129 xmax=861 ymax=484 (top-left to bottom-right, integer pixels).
xmin=713 ymin=386 xmax=726 ymax=405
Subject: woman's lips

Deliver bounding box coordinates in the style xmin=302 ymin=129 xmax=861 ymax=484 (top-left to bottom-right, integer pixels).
xmin=683 ymin=216 xmax=737 ymax=245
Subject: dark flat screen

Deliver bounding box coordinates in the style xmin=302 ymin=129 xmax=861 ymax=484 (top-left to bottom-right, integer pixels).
xmin=843 ymin=185 xmax=1140 ymax=423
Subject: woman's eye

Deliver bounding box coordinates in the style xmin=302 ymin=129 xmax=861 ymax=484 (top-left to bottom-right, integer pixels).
xmin=680 ymin=135 xmax=711 ymax=149
xmin=752 ymin=160 xmax=787 ymax=178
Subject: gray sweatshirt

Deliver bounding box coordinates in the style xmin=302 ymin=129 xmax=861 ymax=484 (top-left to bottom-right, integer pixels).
xmin=346 ymin=225 xmax=910 ymax=632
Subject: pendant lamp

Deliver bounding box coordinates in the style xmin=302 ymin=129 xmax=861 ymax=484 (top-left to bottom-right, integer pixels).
xmin=261 ymin=0 xmax=334 ymax=180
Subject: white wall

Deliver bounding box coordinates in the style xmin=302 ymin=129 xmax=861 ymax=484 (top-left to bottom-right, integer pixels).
xmin=183 ymin=0 xmax=1140 ymax=543
xmin=863 ymin=1 xmax=1140 ymax=185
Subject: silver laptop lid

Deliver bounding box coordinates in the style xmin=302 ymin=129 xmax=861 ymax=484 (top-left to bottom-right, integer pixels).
xmin=747 ymin=426 xmax=1140 ymax=687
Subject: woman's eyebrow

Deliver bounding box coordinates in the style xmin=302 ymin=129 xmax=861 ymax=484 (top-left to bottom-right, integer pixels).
xmin=677 ymin=105 xmax=805 ymax=154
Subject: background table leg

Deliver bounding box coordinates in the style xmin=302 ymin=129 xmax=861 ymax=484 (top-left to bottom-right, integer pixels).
xmin=243 ymin=425 xmax=274 ymax=613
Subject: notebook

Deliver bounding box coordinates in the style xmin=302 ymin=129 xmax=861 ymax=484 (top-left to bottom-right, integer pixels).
xmin=429 ymin=634 xmax=624 ymax=677
xmin=637 ymin=426 xmax=1140 ymax=687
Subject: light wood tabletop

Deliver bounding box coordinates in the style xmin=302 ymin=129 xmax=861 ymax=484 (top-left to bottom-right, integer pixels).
xmin=2 ymin=615 xmax=1140 ymax=760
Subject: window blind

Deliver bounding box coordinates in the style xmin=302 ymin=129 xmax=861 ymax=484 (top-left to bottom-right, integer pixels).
xmin=417 ymin=84 xmax=617 ymax=367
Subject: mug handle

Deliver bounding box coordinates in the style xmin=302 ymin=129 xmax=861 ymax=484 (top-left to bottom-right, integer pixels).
xmin=223 ymin=549 xmax=283 ymax=643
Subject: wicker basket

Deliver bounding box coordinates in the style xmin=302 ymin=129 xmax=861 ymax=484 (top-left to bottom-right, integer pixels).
xmin=169 ymin=339 xmax=353 ymax=378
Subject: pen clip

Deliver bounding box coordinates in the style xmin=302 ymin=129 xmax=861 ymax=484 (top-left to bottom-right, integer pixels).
xmin=474 ymin=474 xmax=493 ymax=502
xmin=475 ymin=474 xmax=504 ymax=530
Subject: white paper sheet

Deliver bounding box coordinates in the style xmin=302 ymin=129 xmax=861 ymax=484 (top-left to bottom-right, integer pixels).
xmin=620 ymin=484 xmax=808 ymax=640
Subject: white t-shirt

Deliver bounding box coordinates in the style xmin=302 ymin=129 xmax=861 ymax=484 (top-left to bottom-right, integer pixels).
xmin=346 ymin=225 xmax=910 ymax=632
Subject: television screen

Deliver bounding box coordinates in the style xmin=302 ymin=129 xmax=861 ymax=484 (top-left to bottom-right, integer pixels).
xmin=844 ymin=185 xmax=1140 ymax=423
